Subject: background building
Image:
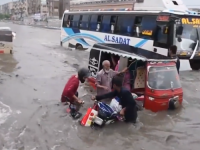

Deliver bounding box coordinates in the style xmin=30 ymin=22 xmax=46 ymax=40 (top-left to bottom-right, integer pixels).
xmin=70 ymin=0 xmax=134 ymax=11
xmin=59 ymin=0 xmax=70 ymax=19
xmin=47 ymin=0 xmax=59 ymax=16
xmin=27 ymin=0 xmax=41 ymax=14
xmin=1 ymin=2 xmax=13 ymax=15
xmin=12 ymin=0 xmax=28 ymax=19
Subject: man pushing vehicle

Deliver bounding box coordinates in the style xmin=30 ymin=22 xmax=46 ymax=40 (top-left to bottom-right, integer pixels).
xmin=61 ymin=68 xmax=90 ymax=119
xmin=91 ymin=74 xmax=138 ymax=123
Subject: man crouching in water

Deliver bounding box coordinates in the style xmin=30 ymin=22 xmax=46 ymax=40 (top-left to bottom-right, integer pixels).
xmin=61 ymin=68 xmax=90 ymax=119
xmin=91 ymin=75 xmax=138 ymax=123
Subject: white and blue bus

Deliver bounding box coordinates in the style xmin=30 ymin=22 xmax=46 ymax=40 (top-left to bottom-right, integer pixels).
xmin=60 ymin=9 xmax=200 ymax=70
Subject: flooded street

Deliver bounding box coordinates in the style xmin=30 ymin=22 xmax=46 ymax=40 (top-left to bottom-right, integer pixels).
xmin=0 ymin=22 xmax=200 ymax=150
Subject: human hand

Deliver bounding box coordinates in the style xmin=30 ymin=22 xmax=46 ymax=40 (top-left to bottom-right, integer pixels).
xmin=91 ymin=96 xmax=96 ymax=101
xmin=120 ymin=109 xmax=125 ymax=116
xmin=78 ymin=100 xmax=84 ymax=104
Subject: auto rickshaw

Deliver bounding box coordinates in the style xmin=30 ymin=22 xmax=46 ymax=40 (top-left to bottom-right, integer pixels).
xmin=0 ymin=27 xmax=14 ymax=54
xmin=86 ymin=43 xmax=183 ymax=112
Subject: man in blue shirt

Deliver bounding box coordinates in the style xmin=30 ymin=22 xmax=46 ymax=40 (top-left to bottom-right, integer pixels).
xmin=91 ymin=75 xmax=138 ymax=123
xmin=169 ymin=45 xmax=180 ymax=74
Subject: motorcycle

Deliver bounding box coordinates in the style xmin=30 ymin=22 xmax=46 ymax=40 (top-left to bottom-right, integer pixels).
xmin=80 ymin=100 xmax=123 ymax=128
xmin=80 ymin=94 xmax=143 ymax=128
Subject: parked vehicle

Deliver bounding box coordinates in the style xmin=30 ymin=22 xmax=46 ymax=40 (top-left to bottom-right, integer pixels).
xmin=0 ymin=27 xmax=15 ymax=54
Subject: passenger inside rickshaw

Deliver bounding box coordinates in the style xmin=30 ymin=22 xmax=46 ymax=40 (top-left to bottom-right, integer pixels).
xmin=112 ymin=56 xmax=146 ymax=95
xmin=99 ymin=52 xmax=146 ymax=97
xmin=99 ymin=52 xmax=120 ymax=70
xmin=123 ymin=58 xmax=146 ymax=95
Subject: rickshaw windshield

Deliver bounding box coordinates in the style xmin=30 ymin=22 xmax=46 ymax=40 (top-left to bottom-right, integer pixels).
xmin=148 ymin=66 xmax=181 ymax=90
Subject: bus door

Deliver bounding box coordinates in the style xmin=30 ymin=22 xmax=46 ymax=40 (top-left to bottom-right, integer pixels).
xmin=153 ymin=15 xmax=174 ymax=56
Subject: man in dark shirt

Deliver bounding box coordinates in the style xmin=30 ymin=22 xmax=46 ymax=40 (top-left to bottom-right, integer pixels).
xmin=91 ymin=75 xmax=138 ymax=123
xmin=169 ymin=45 xmax=180 ymax=74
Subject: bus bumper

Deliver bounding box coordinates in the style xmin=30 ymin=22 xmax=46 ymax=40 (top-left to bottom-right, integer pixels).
xmin=178 ymin=55 xmax=200 ymax=60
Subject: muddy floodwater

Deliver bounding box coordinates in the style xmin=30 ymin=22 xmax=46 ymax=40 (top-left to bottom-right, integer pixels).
xmin=0 ymin=22 xmax=200 ymax=150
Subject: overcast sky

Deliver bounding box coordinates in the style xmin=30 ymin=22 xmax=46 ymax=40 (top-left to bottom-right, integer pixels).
xmin=0 ymin=0 xmax=199 ymax=6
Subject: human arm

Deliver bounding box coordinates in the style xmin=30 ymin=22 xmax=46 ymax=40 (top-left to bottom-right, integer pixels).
xmin=112 ymin=67 xmax=128 ymax=75
xmin=72 ymin=95 xmax=83 ymax=103
xmin=92 ymin=90 xmax=117 ymax=101
xmin=120 ymin=67 xmax=128 ymax=73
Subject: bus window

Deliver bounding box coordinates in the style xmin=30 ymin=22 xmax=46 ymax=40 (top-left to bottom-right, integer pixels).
xmin=71 ymin=15 xmax=80 ymax=28
xmin=101 ymin=15 xmax=112 ymax=32
xmin=63 ymin=14 xmax=68 ymax=27
xmin=89 ymin=15 xmax=102 ymax=31
xmin=153 ymin=23 xmax=169 ymax=48
xmin=97 ymin=15 xmax=103 ymax=31
xmin=116 ymin=15 xmax=135 ymax=36
xmin=140 ymin=16 xmax=156 ymax=39
xmin=111 ymin=16 xmax=117 ymax=33
xmin=89 ymin=15 xmax=98 ymax=31
xmin=134 ymin=16 xmax=142 ymax=37
xmin=156 ymin=25 xmax=168 ymax=44
xmin=80 ymin=15 xmax=90 ymax=29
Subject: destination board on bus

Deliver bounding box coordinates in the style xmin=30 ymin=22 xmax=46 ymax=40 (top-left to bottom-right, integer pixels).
xmin=181 ymin=18 xmax=200 ymax=28
xmin=156 ymin=15 xmax=170 ymax=22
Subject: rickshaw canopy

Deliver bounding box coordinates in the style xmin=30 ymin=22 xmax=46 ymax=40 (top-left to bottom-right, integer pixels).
xmin=90 ymin=43 xmax=176 ymax=62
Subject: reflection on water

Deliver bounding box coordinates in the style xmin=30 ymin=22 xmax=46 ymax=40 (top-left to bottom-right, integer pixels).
xmin=0 ymin=55 xmax=18 ymax=73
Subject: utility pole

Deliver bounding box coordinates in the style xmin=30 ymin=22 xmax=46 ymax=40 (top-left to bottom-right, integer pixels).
xmin=59 ymin=0 xmax=70 ymax=19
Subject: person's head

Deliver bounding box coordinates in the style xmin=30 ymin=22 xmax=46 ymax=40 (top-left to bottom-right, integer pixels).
xmin=112 ymin=75 xmax=123 ymax=91
xmin=78 ymin=68 xmax=90 ymax=83
xmin=169 ymin=45 xmax=177 ymax=56
xmin=102 ymin=60 xmax=110 ymax=73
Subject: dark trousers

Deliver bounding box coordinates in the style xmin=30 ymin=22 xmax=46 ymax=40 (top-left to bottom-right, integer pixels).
xmin=69 ymin=92 xmax=81 ymax=112
xmin=62 ymin=92 xmax=81 ymax=112
xmin=124 ymin=106 xmax=138 ymax=123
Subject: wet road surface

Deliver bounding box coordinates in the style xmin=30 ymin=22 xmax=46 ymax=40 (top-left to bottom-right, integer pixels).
xmin=0 ymin=22 xmax=200 ymax=150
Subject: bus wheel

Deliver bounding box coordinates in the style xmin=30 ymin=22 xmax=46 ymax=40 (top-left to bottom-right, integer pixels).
xmin=76 ymin=44 xmax=83 ymax=50
xmin=189 ymin=59 xmax=200 ymax=70
xmin=60 ymin=41 xmax=63 ymax=46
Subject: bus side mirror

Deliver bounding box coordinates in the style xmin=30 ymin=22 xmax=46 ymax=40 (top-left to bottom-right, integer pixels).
xmin=162 ymin=26 xmax=168 ymax=34
xmin=176 ymin=26 xmax=183 ymax=35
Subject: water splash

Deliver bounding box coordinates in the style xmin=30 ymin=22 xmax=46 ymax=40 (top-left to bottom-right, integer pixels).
xmin=0 ymin=101 xmax=12 ymax=125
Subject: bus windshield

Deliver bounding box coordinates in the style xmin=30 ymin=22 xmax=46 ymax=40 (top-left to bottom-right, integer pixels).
xmin=180 ymin=17 xmax=200 ymax=42
xmin=148 ymin=66 xmax=181 ymax=90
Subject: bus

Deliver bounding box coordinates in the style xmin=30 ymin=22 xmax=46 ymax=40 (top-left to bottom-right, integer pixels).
xmin=60 ymin=9 xmax=200 ymax=70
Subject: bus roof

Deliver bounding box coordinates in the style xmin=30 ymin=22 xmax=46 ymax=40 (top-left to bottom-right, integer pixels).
xmin=64 ymin=10 xmax=200 ymax=16
xmin=91 ymin=43 xmax=176 ymax=62
xmin=64 ymin=10 xmax=161 ymax=14
xmin=0 ymin=27 xmax=11 ymax=31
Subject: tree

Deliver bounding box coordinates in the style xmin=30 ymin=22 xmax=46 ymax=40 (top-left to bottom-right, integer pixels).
xmin=0 ymin=13 xmax=11 ymax=19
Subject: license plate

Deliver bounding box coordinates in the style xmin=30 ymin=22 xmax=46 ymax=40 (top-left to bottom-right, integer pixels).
xmin=180 ymin=52 xmax=187 ymax=55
